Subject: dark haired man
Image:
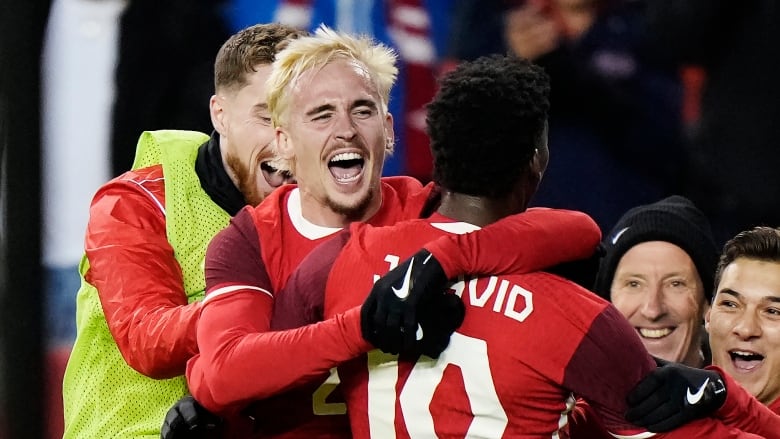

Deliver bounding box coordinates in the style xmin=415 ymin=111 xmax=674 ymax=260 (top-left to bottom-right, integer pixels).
xmin=625 ymin=227 xmax=780 ymax=437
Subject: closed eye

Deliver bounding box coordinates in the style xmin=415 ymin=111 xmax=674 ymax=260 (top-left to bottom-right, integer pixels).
xmin=312 ymin=113 xmax=332 ymax=122
xmin=353 ymin=108 xmax=375 ymax=118
xmin=718 ymin=299 xmax=738 ymax=309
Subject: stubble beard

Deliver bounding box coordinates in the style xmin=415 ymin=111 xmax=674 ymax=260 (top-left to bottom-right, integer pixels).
xmin=325 ymin=185 xmax=376 ymax=222
xmin=227 ymin=154 xmax=264 ymax=207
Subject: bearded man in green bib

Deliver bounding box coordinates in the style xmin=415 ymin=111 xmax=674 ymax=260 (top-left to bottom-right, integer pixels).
xmin=62 ymin=23 xmax=304 ymax=438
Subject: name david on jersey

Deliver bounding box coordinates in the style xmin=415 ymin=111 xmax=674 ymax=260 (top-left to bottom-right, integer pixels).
xmin=449 ymin=276 xmax=534 ymax=324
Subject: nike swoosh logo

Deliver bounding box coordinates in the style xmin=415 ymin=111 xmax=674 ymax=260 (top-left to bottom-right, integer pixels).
xmin=392 ymin=257 xmax=414 ymax=300
xmin=686 ymin=377 xmax=710 ymax=405
xmin=612 ymin=227 xmax=630 ymax=244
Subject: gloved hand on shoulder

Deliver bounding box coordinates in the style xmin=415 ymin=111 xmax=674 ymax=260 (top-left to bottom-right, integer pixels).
xmin=625 ymin=357 xmax=727 ymax=432
xmin=361 ymin=248 xmax=463 ymax=358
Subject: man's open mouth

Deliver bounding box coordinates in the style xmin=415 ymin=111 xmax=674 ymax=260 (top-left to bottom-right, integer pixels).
xmin=729 ymin=350 xmax=765 ymax=372
xmin=260 ymin=161 xmax=292 ymax=187
xmin=328 ymin=152 xmax=364 ymax=183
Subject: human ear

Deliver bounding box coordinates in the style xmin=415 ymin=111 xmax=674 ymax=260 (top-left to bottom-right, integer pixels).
xmin=209 ymin=95 xmax=226 ymax=135
xmin=276 ymin=128 xmax=293 ymax=160
xmin=383 ymin=113 xmax=395 ymax=154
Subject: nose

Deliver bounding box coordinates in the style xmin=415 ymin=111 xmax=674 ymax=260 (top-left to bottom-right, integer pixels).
xmin=733 ymin=310 xmax=762 ymax=340
xmin=639 ymin=286 xmax=667 ymax=321
xmin=333 ymin=112 xmax=357 ymax=141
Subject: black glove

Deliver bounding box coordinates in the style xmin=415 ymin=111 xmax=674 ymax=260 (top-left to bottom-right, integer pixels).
xmin=361 ymin=248 xmax=461 ymax=357
xmin=161 ymin=395 xmax=223 ymax=439
xmin=414 ymin=290 xmax=465 ymax=358
xmin=625 ymin=358 xmax=727 ymax=432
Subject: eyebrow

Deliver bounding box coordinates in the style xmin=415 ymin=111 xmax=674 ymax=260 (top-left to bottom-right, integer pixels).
xmin=719 ymin=288 xmax=780 ymax=303
xmin=305 ymin=104 xmax=335 ymax=117
xmin=304 ymin=99 xmax=378 ymax=118
xmin=353 ymin=99 xmax=377 ymax=110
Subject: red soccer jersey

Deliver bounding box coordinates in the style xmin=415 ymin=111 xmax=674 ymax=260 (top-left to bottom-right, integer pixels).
xmin=187 ymin=176 xmax=428 ymax=438
xmin=711 ymin=366 xmax=780 ymax=438
xmin=283 ymin=214 xmax=767 ymax=439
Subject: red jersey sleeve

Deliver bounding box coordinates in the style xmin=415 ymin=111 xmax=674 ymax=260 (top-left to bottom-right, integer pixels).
xmin=424 ymin=208 xmax=601 ymax=279
xmin=270 ymin=229 xmax=352 ymax=330
xmin=711 ymin=365 xmax=780 ymax=438
xmin=85 ymin=167 xmax=201 ymax=379
xmin=187 ymin=213 xmax=371 ymax=415
xmin=564 ymin=305 xmax=766 ymax=439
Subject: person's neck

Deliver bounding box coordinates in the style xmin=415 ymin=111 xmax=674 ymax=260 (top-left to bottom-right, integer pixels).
xmin=436 ymin=191 xmax=524 ymax=227
xmin=299 ymin=190 xmax=382 ymax=228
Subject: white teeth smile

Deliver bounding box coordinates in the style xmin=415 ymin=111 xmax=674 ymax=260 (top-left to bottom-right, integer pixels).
xmin=638 ymin=328 xmax=673 ymax=339
xmin=732 ymin=350 xmax=759 ymax=356
xmin=336 ymin=173 xmax=360 ymax=183
xmin=330 ymin=152 xmax=363 ymax=162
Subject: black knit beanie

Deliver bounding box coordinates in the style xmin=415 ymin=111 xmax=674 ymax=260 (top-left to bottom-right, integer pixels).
xmin=594 ymin=195 xmax=719 ymax=301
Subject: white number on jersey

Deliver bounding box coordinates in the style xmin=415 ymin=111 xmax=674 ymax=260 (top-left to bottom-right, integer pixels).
xmin=367 ymin=333 xmax=508 ymax=438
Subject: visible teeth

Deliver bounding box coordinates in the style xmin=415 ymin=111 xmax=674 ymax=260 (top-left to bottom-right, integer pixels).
xmin=638 ymin=328 xmax=673 ymax=339
xmin=733 ymin=350 xmax=756 ymax=356
xmin=336 ymin=173 xmax=360 ymax=183
xmin=331 ymin=152 xmax=362 ymax=162
xmin=731 ymin=350 xmax=763 ymax=359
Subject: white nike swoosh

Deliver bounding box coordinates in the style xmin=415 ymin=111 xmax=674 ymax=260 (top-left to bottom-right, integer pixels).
xmin=612 ymin=227 xmax=630 ymax=244
xmin=416 ymin=324 xmax=424 ymax=341
xmin=686 ymin=377 xmax=710 ymax=405
xmin=392 ymin=257 xmax=414 ymax=300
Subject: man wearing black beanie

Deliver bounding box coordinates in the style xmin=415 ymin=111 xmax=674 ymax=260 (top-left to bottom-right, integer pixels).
xmin=594 ymin=195 xmax=719 ymax=367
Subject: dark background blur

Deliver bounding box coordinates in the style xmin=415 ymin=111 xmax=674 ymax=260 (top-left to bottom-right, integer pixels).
xmin=1 ymin=0 xmax=51 ymax=437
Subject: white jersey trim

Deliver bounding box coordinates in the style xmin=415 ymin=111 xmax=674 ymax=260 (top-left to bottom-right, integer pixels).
xmin=204 ymin=285 xmax=273 ymax=303
xmin=429 ymin=221 xmax=480 ymax=235
xmin=609 ymin=432 xmax=656 ymax=439
xmin=286 ymin=188 xmax=344 ymax=240
xmin=132 ymin=177 xmax=166 ymax=217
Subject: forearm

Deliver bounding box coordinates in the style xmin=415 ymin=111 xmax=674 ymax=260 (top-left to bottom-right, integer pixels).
xmin=102 ymin=293 xmax=201 ymax=378
xmin=652 ymin=419 xmax=764 ymax=438
xmin=711 ymin=365 xmax=780 ymax=438
xmin=425 ymin=208 xmax=600 ymax=278
xmin=190 ymin=294 xmax=370 ymax=414
xmin=87 ymin=187 xmax=199 ymax=378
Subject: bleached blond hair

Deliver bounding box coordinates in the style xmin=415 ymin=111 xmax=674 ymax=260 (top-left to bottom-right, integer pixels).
xmin=267 ymin=24 xmax=398 ymax=128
